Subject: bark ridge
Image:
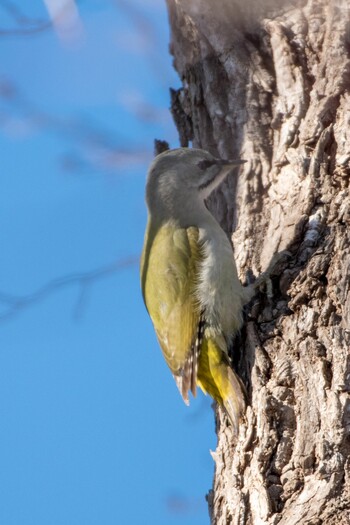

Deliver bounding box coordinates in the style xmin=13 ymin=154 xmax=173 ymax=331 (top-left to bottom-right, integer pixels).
xmin=166 ymin=1 xmax=350 ymax=523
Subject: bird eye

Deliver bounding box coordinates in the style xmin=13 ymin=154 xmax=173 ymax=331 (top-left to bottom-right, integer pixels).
xmin=197 ymin=159 xmax=216 ymax=170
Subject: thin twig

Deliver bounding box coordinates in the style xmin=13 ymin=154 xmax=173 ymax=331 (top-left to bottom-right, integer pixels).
xmin=0 ymin=256 xmax=139 ymax=322
xmin=0 ymin=0 xmax=52 ymax=36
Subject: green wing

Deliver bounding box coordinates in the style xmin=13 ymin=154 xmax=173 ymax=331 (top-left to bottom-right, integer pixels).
xmin=141 ymin=220 xmax=202 ymax=404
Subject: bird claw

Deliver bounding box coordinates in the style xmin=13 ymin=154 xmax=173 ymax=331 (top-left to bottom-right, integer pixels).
xmin=245 ymin=250 xmax=291 ymax=300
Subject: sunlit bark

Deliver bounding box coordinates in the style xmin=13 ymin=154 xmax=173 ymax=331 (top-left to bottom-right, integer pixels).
xmin=166 ymin=1 xmax=350 ymax=523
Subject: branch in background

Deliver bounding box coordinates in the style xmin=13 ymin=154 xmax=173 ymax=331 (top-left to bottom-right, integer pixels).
xmin=0 ymin=0 xmax=52 ymax=36
xmin=0 ymin=21 xmax=51 ymax=36
xmin=0 ymin=256 xmax=139 ymax=322
xmin=113 ymin=0 xmax=176 ymax=88
xmin=0 ymin=78 xmax=154 ymax=173
xmin=42 ymin=0 xmax=84 ymax=44
xmin=0 ymin=0 xmax=177 ymax=173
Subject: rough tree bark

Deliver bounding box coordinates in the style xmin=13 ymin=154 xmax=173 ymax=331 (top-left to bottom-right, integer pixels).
xmin=165 ymin=1 xmax=350 ymax=523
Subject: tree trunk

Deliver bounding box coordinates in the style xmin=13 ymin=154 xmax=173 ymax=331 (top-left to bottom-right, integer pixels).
xmin=165 ymin=1 xmax=350 ymax=523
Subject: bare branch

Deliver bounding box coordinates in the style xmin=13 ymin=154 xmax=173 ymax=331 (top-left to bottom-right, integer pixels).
xmin=0 ymin=256 xmax=139 ymax=322
xmin=0 ymin=78 xmax=153 ymax=172
xmin=113 ymin=0 xmax=175 ymax=87
xmin=0 ymin=0 xmax=52 ymax=36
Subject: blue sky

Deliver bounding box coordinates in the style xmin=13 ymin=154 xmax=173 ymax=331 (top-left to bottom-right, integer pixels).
xmin=0 ymin=2 xmax=216 ymax=524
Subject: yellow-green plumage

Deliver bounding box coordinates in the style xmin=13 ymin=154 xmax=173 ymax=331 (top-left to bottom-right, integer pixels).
xmin=197 ymin=334 xmax=245 ymax=426
xmin=141 ymin=148 xmax=248 ymax=430
xmin=141 ymin=222 xmax=201 ymax=387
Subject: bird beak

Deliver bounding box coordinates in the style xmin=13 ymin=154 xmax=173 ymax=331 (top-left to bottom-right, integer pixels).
xmin=199 ymin=158 xmax=246 ymax=198
xmin=197 ymin=158 xmax=246 ymax=170
xmin=217 ymin=159 xmax=246 ymax=167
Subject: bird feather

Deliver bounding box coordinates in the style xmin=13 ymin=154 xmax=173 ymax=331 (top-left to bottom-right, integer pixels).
xmin=141 ymin=220 xmax=202 ymax=404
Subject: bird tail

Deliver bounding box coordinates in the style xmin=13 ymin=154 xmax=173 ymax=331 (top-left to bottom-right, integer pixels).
xmin=197 ymin=334 xmax=246 ymax=432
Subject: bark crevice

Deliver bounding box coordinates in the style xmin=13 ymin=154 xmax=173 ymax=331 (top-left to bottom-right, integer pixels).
xmin=166 ymin=0 xmax=350 ymax=523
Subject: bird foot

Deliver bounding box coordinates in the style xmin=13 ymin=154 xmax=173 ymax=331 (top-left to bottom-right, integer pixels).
xmin=244 ymin=250 xmax=291 ymax=301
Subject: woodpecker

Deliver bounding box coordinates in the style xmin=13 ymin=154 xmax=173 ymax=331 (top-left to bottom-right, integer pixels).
xmin=141 ymin=147 xmax=254 ymax=430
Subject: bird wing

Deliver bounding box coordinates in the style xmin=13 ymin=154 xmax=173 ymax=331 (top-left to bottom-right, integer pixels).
xmin=141 ymin=221 xmax=203 ymax=404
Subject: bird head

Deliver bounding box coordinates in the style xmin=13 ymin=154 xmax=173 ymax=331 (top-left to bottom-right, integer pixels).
xmin=147 ymin=148 xmax=245 ymax=203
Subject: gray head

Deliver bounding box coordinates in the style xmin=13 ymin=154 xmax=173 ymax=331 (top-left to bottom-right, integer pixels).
xmin=146 ymin=148 xmax=245 ymax=217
